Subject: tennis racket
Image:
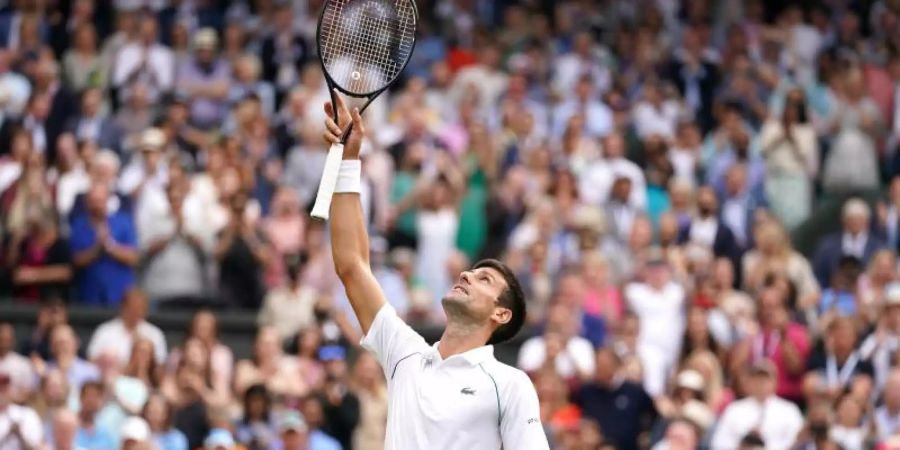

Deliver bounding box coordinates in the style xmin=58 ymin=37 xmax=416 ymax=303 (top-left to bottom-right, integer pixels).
xmin=310 ymin=0 xmax=418 ymax=220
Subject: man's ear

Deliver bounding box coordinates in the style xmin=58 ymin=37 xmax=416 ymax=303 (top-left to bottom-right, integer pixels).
xmin=492 ymin=307 xmax=512 ymax=326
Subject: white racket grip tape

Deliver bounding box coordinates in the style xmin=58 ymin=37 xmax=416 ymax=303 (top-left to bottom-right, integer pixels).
xmin=310 ymin=143 xmax=345 ymax=220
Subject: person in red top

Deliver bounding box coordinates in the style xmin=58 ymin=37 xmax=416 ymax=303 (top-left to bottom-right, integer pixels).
xmin=732 ymin=279 xmax=811 ymax=404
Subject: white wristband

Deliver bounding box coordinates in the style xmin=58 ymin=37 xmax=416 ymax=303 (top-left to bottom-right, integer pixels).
xmin=334 ymin=160 xmax=362 ymax=193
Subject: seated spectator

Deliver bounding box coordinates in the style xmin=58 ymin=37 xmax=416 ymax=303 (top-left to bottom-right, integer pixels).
xmin=235 ymin=384 xmax=277 ymax=450
xmin=710 ymin=362 xmax=804 ymax=450
xmin=574 ymin=347 xmax=657 ymax=450
xmin=518 ymin=303 xmax=596 ymax=381
xmin=74 ymin=382 xmax=116 ymax=450
xmin=203 ymin=428 xmax=237 ymax=450
xmin=0 ymin=372 xmax=44 ymax=450
xmin=857 ymin=249 xmax=897 ymax=320
xmin=874 ymin=369 xmax=900 ymax=442
xmin=143 ymin=393 xmax=188 ymax=450
xmin=50 ymin=409 xmax=79 ymax=450
xmin=168 ymin=310 xmax=233 ymax=397
xmin=164 ymin=358 xmax=212 ymax=450
xmin=234 ymin=327 xmax=306 ymax=400
xmin=39 ymin=325 xmax=99 ymax=397
xmin=259 ymin=253 xmax=317 ymax=341
xmin=19 ymin=296 xmax=67 ymax=361
xmin=87 ymin=289 xmax=166 ymax=367
xmin=649 ymin=418 xmax=702 ymax=450
xmin=273 ymin=410 xmax=341 ymax=450
xmin=818 ymin=257 xmax=864 ymax=317
xmin=814 ymin=199 xmax=884 ymax=287
xmin=860 ymin=282 xmax=900 ymax=392
xmin=70 ymin=182 xmax=138 ymax=306
xmin=0 ymin=323 xmax=34 ymax=404
xmin=830 ymin=393 xmax=868 ymax=450
xmin=350 ymin=352 xmax=387 ymax=450
xmin=30 ymin=368 xmax=69 ymax=428
xmin=119 ymin=416 xmax=151 ymax=450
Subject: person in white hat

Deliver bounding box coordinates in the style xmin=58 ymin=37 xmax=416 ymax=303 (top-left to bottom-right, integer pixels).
xmin=175 ymin=27 xmax=230 ymax=130
xmin=118 ymin=127 xmax=168 ymax=198
xmin=119 ymin=416 xmax=150 ymax=450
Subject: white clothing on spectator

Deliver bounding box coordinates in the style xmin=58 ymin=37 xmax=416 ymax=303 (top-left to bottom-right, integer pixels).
xmin=87 ymin=318 xmax=167 ymax=365
xmin=0 ymin=404 xmax=42 ymax=450
xmin=517 ymin=335 xmax=596 ymax=379
xmin=710 ymin=396 xmax=804 ymax=450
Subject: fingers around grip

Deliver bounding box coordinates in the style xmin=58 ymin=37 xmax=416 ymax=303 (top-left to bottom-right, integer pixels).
xmin=351 ymin=107 xmax=365 ymax=134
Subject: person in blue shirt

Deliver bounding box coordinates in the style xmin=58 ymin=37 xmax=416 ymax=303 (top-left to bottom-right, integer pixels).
xmin=74 ymin=382 xmax=117 ymax=450
xmin=271 ymin=411 xmax=341 ymax=450
xmin=69 ymin=183 xmax=138 ymax=306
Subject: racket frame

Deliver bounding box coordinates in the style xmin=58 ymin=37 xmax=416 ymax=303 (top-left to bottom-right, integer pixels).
xmin=310 ymin=0 xmax=419 ymax=220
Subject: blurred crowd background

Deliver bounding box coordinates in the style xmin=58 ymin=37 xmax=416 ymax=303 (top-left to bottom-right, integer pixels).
xmin=1 ymin=0 xmax=900 ymax=449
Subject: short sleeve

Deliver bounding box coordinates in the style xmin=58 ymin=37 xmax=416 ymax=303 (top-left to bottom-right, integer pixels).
xmin=500 ymin=371 xmax=551 ymax=450
xmin=360 ymin=304 xmax=429 ymax=380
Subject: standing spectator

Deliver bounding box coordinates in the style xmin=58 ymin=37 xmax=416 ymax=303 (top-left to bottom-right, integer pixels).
xmin=518 ymin=303 xmax=596 ymax=381
xmin=259 ymin=2 xmax=310 ymax=99
xmin=0 ymin=370 xmax=43 ymax=450
xmin=215 ymin=190 xmax=272 ymax=309
xmin=64 ymin=88 xmax=122 ymax=155
xmin=625 ymin=253 xmax=686 ymax=396
xmin=113 ymin=84 xmax=156 ymax=157
xmin=0 ymin=48 xmax=30 ymax=122
xmin=814 ymin=198 xmax=885 ymax=286
xmin=86 ymin=288 xmax=166 ymax=366
xmin=732 ymin=281 xmax=812 ymax=404
xmin=112 ymin=12 xmax=174 ymax=103
xmin=138 ymin=179 xmax=208 ymax=305
xmin=678 ymin=185 xmax=740 ymax=264
xmin=5 ymin=189 xmax=71 ymax=302
xmin=229 ymin=54 xmax=275 ymax=118
xmin=176 ymin=28 xmax=231 ymax=130
xmin=118 ymin=128 xmax=169 ymax=200
xmin=74 ymin=382 xmax=116 ymax=450
xmin=759 ymin=88 xmax=818 ymax=230
xmin=720 ymin=164 xmax=767 ymax=250
xmin=574 ymin=347 xmax=657 ymax=450
xmin=0 ymin=324 xmax=33 ymax=404
xmin=803 ymin=317 xmax=873 ymax=403
xmin=315 ymin=346 xmax=359 ymax=450
xmin=552 ymin=75 xmax=613 ymax=139
xmin=860 ymin=283 xmax=900 ymax=392
xmin=61 ymin=23 xmax=107 ymax=93
xmin=742 ymin=220 xmax=820 ymax=309
xmin=261 ymin=187 xmax=305 ymax=288
xmin=710 ymin=362 xmax=804 ymax=450
xmin=143 ymin=393 xmax=188 ymax=450
xmin=70 ymin=182 xmax=138 ymax=306
xmin=258 ymin=253 xmax=317 ymax=341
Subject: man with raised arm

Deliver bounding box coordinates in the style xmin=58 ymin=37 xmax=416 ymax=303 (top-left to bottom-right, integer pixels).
xmin=323 ymin=93 xmax=550 ymax=450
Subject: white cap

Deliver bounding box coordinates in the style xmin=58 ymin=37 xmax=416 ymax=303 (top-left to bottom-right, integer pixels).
xmin=139 ymin=128 xmax=166 ymax=150
xmin=120 ymin=417 xmax=150 ymax=442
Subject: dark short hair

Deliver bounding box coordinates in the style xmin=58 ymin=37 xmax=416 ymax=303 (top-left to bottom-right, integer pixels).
xmin=473 ymin=259 xmax=526 ymax=345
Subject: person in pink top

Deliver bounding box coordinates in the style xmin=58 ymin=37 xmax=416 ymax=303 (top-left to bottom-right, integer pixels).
xmin=732 ymin=278 xmax=811 ymax=404
xmin=580 ymin=251 xmax=623 ymax=323
xmin=262 ymin=186 xmax=306 ymax=288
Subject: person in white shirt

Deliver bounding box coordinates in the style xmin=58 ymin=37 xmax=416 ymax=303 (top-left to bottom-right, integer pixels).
xmin=517 ymin=303 xmax=595 ymax=380
xmin=874 ymin=369 xmax=900 ymax=442
xmin=710 ymin=362 xmax=804 ymax=450
xmin=0 ymin=371 xmax=43 ymax=450
xmin=112 ymin=13 xmax=174 ymax=102
xmin=87 ymin=289 xmax=167 ymax=366
xmin=0 ymin=325 xmax=33 ymax=405
xmin=323 ymin=95 xmax=550 ymax=450
xmin=625 ymin=253 xmax=686 ymax=397
xmin=578 ymin=132 xmax=647 ymax=210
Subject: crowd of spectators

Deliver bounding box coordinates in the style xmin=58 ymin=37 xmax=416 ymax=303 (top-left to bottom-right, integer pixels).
xmin=1 ymin=0 xmax=900 ymax=449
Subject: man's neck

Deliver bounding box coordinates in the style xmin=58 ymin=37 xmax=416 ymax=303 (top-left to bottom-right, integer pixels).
xmin=438 ymin=321 xmax=489 ymax=360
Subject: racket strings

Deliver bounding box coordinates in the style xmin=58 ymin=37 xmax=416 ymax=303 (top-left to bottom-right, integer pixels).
xmin=320 ymin=0 xmax=416 ymax=95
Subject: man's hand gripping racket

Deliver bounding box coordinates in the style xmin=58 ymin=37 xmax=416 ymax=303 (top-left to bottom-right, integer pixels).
xmin=309 ymin=0 xmax=418 ymax=220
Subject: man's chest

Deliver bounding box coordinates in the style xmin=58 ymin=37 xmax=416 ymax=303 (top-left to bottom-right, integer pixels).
xmin=389 ymin=359 xmax=502 ymax=429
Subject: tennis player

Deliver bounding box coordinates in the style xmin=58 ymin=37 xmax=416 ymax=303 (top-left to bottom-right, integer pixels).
xmin=323 ymin=94 xmax=551 ymax=450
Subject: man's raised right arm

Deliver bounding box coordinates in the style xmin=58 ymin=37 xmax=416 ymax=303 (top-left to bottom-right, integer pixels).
xmin=324 ymin=95 xmax=386 ymax=335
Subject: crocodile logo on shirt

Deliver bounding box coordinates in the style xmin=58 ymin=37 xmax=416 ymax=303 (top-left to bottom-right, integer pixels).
xmin=460 ymin=387 xmax=476 ymax=395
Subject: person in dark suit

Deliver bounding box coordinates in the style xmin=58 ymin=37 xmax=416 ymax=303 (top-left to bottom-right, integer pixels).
xmin=678 ymin=185 xmax=741 ymax=267
xmin=64 ymin=87 xmax=123 ymax=155
xmin=662 ymin=26 xmax=720 ymax=133
xmin=720 ymin=164 xmax=768 ymax=250
xmin=813 ymin=198 xmax=884 ymax=286
xmin=0 ymin=92 xmax=52 ymax=157
xmin=32 ymin=59 xmax=78 ymax=161
xmin=259 ymin=2 xmax=310 ymax=102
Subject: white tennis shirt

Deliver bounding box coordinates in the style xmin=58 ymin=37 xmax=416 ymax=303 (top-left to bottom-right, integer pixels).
xmin=361 ymin=304 xmax=550 ymax=450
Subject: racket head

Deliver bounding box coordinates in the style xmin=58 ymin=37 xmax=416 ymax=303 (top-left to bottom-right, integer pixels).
xmin=316 ymin=0 xmax=418 ymax=98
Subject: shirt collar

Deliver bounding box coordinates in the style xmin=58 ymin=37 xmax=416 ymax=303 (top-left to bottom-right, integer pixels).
xmin=429 ymin=342 xmax=495 ymax=366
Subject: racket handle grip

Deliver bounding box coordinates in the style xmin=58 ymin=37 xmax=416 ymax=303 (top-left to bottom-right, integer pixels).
xmin=310 ymin=143 xmax=345 ymax=220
